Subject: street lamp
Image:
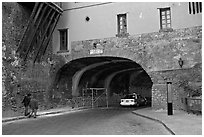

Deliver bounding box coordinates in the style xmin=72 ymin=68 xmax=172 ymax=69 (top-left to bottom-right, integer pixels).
xmin=178 ymin=57 xmax=184 ymax=68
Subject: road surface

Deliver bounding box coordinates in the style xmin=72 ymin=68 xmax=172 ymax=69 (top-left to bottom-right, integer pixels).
xmin=2 ymin=107 xmax=170 ymax=135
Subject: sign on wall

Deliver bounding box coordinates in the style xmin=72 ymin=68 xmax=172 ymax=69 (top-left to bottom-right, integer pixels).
xmin=90 ymin=49 xmax=103 ymax=55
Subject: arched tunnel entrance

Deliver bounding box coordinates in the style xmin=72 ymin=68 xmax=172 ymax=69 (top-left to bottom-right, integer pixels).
xmin=53 ymin=56 xmax=153 ymax=106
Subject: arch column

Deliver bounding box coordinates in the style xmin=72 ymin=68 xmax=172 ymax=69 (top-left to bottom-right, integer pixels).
xmin=148 ymin=71 xmax=170 ymax=109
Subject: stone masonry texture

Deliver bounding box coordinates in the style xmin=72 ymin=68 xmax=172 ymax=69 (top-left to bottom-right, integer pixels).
xmin=68 ymin=26 xmax=202 ymax=110
xmin=2 ymin=3 xmax=67 ymax=117
xmin=70 ymin=26 xmax=201 ymax=72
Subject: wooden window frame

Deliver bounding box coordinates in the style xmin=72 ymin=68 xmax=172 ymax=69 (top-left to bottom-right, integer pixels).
xmin=58 ymin=28 xmax=69 ymax=52
xmin=159 ymin=7 xmax=173 ymax=32
xmin=116 ymin=13 xmax=129 ymax=37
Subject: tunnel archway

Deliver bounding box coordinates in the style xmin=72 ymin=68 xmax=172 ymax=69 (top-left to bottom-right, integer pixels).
xmin=54 ymin=56 xmax=153 ymax=104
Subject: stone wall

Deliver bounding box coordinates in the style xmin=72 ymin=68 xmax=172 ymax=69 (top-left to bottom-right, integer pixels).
xmin=66 ymin=26 xmax=202 ymax=110
xmin=150 ymin=63 xmax=201 ymax=110
xmin=69 ymin=26 xmax=201 ymax=72
xmin=2 ymin=2 xmax=31 ymax=117
xmin=2 ymin=2 xmax=67 ymax=117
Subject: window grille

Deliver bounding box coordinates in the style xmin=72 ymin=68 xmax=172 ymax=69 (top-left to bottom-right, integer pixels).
xmin=189 ymin=2 xmax=202 ymax=14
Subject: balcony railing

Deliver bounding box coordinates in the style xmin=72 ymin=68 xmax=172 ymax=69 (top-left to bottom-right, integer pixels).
xmin=182 ymin=97 xmax=202 ymax=115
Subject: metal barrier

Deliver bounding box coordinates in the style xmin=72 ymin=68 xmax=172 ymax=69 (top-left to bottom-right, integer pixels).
xmin=183 ymin=97 xmax=202 ymax=114
xmin=71 ymin=88 xmax=108 ymax=109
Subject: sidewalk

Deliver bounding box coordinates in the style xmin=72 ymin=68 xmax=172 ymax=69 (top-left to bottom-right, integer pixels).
xmin=2 ymin=106 xmax=88 ymax=123
xmin=132 ymin=107 xmax=202 ymax=135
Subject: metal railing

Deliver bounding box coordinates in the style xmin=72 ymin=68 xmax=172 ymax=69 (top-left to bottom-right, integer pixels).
xmin=183 ymin=97 xmax=202 ymax=114
xmin=70 ymin=88 xmax=108 ymax=109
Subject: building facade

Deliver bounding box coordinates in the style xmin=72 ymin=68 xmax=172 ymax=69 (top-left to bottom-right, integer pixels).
xmin=53 ymin=2 xmax=202 ymax=55
xmin=51 ymin=2 xmax=202 ymax=110
xmin=2 ymin=2 xmax=201 ymax=117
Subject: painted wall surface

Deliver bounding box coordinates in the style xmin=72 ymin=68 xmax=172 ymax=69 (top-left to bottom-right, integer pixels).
xmin=52 ymin=2 xmax=202 ymax=53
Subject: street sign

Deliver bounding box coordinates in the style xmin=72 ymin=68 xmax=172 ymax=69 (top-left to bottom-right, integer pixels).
xmin=90 ymin=49 xmax=103 ymax=55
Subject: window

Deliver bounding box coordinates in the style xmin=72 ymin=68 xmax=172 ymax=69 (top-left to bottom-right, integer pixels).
xmin=116 ymin=13 xmax=129 ymax=37
xmin=189 ymin=2 xmax=202 ymax=14
xmin=59 ymin=29 xmax=68 ymax=51
xmin=159 ymin=7 xmax=172 ymax=32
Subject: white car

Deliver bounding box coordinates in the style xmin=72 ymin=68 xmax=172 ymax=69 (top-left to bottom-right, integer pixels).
xmin=120 ymin=94 xmax=147 ymax=106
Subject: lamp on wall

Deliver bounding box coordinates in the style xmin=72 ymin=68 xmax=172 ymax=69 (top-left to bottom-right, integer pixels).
xmin=178 ymin=57 xmax=184 ymax=68
xmin=93 ymin=42 xmax=97 ymax=48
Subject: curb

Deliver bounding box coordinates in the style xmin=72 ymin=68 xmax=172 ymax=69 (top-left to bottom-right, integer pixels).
xmin=2 ymin=107 xmax=109 ymax=123
xmin=2 ymin=107 xmax=88 ymax=123
xmin=2 ymin=111 xmax=66 ymax=123
xmin=2 ymin=116 xmax=26 ymax=123
xmin=132 ymin=111 xmax=175 ymax=135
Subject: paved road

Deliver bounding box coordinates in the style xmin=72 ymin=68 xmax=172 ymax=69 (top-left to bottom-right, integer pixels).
xmin=2 ymin=107 xmax=170 ymax=135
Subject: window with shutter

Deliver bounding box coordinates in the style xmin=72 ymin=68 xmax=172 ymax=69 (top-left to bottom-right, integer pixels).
xmin=159 ymin=7 xmax=173 ymax=32
xmin=116 ymin=13 xmax=129 ymax=37
xmin=59 ymin=29 xmax=68 ymax=51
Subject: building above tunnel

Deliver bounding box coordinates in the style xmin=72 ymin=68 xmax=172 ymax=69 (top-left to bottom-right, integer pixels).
xmin=51 ymin=2 xmax=201 ymax=110
xmin=52 ymin=2 xmax=202 ymax=56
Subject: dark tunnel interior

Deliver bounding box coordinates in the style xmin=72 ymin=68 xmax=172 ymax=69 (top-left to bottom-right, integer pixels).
xmin=54 ymin=56 xmax=153 ymax=100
